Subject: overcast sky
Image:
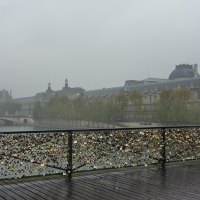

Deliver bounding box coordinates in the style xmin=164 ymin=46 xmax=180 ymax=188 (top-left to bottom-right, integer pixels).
xmin=0 ymin=0 xmax=200 ymax=98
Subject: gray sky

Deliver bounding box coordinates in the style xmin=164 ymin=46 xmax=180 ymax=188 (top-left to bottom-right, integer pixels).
xmin=0 ymin=0 xmax=200 ymax=98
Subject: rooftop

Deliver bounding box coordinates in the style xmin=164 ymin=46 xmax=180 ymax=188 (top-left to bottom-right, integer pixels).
xmin=169 ymin=64 xmax=199 ymax=80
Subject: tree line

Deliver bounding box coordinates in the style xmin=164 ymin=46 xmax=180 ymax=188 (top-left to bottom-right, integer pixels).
xmin=32 ymin=88 xmax=200 ymax=125
xmin=33 ymin=91 xmax=143 ymax=123
xmin=0 ymin=101 xmax=21 ymax=116
xmin=155 ymin=88 xmax=200 ymax=125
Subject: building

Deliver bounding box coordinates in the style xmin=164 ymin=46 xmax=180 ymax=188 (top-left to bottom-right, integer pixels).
xmin=84 ymin=64 xmax=200 ymax=101
xmin=13 ymin=63 xmax=200 ymax=119
xmin=14 ymin=78 xmax=85 ymax=116
xmin=123 ymin=64 xmax=200 ymax=103
xmin=35 ymin=78 xmax=85 ymax=101
xmin=0 ymin=89 xmax=12 ymax=102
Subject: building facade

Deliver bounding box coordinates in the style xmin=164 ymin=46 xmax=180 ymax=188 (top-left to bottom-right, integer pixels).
xmin=12 ymin=64 xmax=200 ymax=120
xmin=14 ymin=79 xmax=85 ymax=116
xmin=0 ymin=89 xmax=12 ymax=102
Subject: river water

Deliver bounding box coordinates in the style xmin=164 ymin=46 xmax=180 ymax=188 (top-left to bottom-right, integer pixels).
xmin=0 ymin=125 xmax=66 ymax=132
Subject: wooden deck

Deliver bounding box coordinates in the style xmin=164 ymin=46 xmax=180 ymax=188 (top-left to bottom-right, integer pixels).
xmin=1 ymin=161 xmax=200 ymax=200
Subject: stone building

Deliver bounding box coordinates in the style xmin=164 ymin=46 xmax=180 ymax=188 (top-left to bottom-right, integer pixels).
xmin=123 ymin=64 xmax=200 ymax=121
xmin=83 ymin=64 xmax=200 ymax=121
xmin=13 ymin=64 xmax=200 ymax=120
xmin=0 ymin=89 xmax=12 ymax=102
xmin=124 ymin=64 xmax=200 ymax=103
xmin=35 ymin=78 xmax=85 ymax=102
xmin=14 ymin=97 xmax=35 ymax=117
xmin=14 ymin=78 xmax=85 ymax=116
xmin=84 ymin=64 xmax=200 ymax=101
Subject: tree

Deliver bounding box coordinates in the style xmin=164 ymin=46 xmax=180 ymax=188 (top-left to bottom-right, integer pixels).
xmin=32 ymin=92 xmax=130 ymax=123
xmin=112 ymin=92 xmax=129 ymax=121
xmin=32 ymin=101 xmax=43 ymax=120
xmin=0 ymin=101 xmax=21 ymax=116
xmin=155 ymin=88 xmax=191 ymax=125
xmin=128 ymin=91 xmax=143 ymax=114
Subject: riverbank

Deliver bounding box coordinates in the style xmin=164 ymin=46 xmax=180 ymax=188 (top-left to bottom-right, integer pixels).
xmin=0 ymin=119 xmax=163 ymax=132
xmin=0 ymin=119 xmax=120 ymax=132
xmin=33 ymin=119 xmax=120 ymax=129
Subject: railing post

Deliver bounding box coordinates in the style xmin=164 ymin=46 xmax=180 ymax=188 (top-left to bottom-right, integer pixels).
xmin=161 ymin=128 xmax=166 ymax=170
xmin=67 ymin=131 xmax=73 ymax=180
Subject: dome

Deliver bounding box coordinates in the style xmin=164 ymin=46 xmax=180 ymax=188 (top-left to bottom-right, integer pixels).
xmin=169 ymin=64 xmax=199 ymax=80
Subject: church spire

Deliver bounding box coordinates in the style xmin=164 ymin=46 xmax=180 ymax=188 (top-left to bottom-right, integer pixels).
xmin=65 ymin=78 xmax=68 ymax=88
xmin=48 ymin=81 xmax=51 ymax=91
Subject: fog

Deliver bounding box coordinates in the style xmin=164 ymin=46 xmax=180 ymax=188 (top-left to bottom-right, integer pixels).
xmin=0 ymin=0 xmax=200 ymax=98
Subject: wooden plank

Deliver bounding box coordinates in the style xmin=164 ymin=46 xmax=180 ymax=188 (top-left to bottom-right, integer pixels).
xmin=0 ymin=184 xmax=26 ymax=200
xmin=35 ymin=180 xmax=91 ymax=200
xmin=1 ymin=161 xmax=200 ymax=200
xmin=23 ymin=180 xmax=82 ymax=200
xmin=11 ymin=183 xmax=49 ymax=200
xmin=78 ymin=174 xmax=168 ymax=200
xmin=49 ymin=178 xmax=134 ymax=200
xmin=104 ymin=169 xmax=200 ymax=200
xmin=23 ymin=180 xmax=79 ymax=200
xmin=0 ymin=186 xmax=15 ymax=200
xmin=35 ymin=179 xmax=107 ymax=200
xmin=135 ymin=170 xmax=200 ymax=197
xmin=18 ymin=182 xmax=64 ymax=200
xmin=104 ymin=173 xmax=185 ymax=200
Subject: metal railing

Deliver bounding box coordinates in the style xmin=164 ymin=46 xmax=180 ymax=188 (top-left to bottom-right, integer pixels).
xmin=1 ymin=126 xmax=200 ymax=180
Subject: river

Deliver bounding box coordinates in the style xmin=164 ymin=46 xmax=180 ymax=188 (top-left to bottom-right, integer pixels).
xmin=0 ymin=125 xmax=67 ymax=132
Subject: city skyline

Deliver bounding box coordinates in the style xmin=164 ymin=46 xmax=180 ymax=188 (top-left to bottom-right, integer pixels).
xmin=0 ymin=0 xmax=200 ymax=98
xmin=1 ymin=63 xmax=198 ymax=100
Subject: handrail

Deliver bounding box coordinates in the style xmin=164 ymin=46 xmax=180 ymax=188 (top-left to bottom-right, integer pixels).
xmin=1 ymin=125 xmax=200 ymax=134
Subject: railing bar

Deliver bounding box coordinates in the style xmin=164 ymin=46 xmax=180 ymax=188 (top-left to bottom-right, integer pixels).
xmin=1 ymin=125 xmax=200 ymax=135
xmin=161 ymin=128 xmax=166 ymax=169
xmin=67 ymin=131 xmax=73 ymax=180
xmin=5 ymin=156 xmax=67 ymax=171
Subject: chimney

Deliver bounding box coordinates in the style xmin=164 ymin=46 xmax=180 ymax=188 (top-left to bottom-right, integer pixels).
xmin=193 ymin=64 xmax=198 ymax=78
xmin=10 ymin=90 xmax=12 ymax=99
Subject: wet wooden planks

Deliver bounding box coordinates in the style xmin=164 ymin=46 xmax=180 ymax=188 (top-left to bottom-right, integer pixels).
xmin=1 ymin=161 xmax=200 ymax=200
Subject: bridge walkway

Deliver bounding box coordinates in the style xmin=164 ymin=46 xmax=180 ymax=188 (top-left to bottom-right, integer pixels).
xmin=1 ymin=160 xmax=200 ymax=200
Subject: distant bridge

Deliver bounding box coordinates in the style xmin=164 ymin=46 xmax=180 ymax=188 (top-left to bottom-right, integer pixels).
xmin=0 ymin=116 xmax=34 ymax=125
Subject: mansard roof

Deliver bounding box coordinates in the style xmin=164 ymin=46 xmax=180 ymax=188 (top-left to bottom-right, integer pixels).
xmin=14 ymin=96 xmax=36 ymax=103
xmin=169 ymin=64 xmax=199 ymax=80
xmin=85 ymin=87 xmax=123 ymax=98
xmin=85 ymin=77 xmax=200 ymax=98
xmin=125 ymin=77 xmax=200 ymax=93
